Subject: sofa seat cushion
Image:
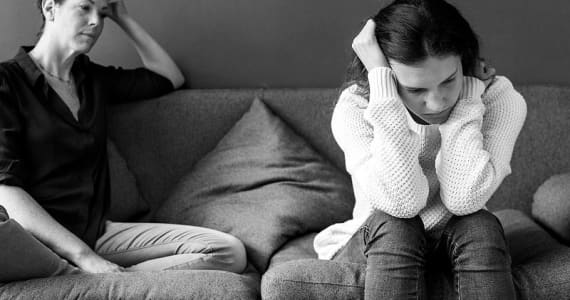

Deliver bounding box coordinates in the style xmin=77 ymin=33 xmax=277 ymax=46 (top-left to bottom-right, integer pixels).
xmin=155 ymin=99 xmax=354 ymax=272
xmin=531 ymin=172 xmax=570 ymax=243
xmin=262 ymin=209 xmax=570 ymax=300
xmin=495 ymin=209 xmax=570 ymax=300
xmin=0 ymin=270 xmax=259 ymax=300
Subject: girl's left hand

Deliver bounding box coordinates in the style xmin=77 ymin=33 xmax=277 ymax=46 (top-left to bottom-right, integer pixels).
xmin=97 ymin=0 xmax=128 ymax=22
xmin=473 ymin=58 xmax=496 ymax=90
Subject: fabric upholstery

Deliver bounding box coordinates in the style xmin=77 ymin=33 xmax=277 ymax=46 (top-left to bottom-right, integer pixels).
xmin=0 ymin=218 xmax=78 ymax=283
xmin=532 ymin=172 xmax=570 ymax=243
xmin=0 ymin=270 xmax=259 ymax=300
xmin=496 ymin=209 xmax=570 ymax=300
xmin=261 ymin=210 xmax=570 ymax=300
xmin=155 ymin=99 xmax=354 ymax=272
xmin=488 ymin=85 xmax=570 ymax=213
xmin=107 ymin=140 xmax=150 ymax=222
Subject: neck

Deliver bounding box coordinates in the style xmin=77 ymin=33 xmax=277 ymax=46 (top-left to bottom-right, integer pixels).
xmin=29 ymin=35 xmax=78 ymax=81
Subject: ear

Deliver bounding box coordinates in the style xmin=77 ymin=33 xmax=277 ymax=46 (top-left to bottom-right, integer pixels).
xmin=42 ymin=0 xmax=56 ymax=21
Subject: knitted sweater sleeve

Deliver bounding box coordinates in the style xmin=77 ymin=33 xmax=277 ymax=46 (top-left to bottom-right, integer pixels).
xmin=332 ymin=67 xmax=429 ymax=218
xmin=435 ymin=76 xmax=527 ymax=215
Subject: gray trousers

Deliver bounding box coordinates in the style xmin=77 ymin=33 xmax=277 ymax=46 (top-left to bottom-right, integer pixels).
xmin=0 ymin=209 xmax=247 ymax=282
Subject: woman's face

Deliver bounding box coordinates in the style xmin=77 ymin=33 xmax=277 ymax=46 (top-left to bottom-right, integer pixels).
xmin=390 ymin=55 xmax=463 ymax=124
xmin=48 ymin=0 xmax=105 ymax=54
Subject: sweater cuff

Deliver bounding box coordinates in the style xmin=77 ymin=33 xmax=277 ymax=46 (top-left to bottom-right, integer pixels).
xmin=368 ymin=67 xmax=399 ymax=101
xmin=459 ymin=76 xmax=485 ymax=100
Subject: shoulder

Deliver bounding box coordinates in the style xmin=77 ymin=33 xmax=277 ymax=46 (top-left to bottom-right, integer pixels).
xmin=332 ymin=85 xmax=373 ymax=143
xmin=482 ymin=76 xmax=527 ymax=122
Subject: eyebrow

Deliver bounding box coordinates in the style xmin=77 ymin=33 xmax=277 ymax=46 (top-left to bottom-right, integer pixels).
xmin=401 ymin=66 xmax=458 ymax=91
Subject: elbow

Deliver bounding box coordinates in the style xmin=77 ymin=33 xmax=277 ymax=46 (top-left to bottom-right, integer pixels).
xmin=171 ymin=74 xmax=186 ymax=89
xmin=442 ymin=190 xmax=488 ymax=216
xmin=374 ymin=194 xmax=426 ymax=219
xmin=446 ymin=202 xmax=484 ymax=216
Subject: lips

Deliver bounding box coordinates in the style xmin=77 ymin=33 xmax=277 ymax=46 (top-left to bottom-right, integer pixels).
xmin=423 ymin=106 xmax=453 ymax=117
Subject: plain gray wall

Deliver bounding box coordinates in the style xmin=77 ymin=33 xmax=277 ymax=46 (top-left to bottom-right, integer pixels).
xmin=1 ymin=0 xmax=568 ymax=88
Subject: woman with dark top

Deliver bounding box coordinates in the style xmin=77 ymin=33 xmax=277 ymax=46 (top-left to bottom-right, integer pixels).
xmin=314 ymin=0 xmax=526 ymax=299
xmin=0 ymin=0 xmax=246 ymax=279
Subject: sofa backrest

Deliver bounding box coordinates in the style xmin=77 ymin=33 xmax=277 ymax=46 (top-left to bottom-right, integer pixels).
xmin=108 ymin=85 xmax=570 ymax=216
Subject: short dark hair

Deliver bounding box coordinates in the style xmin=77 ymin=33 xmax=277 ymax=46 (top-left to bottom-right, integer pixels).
xmin=343 ymin=0 xmax=480 ymax=96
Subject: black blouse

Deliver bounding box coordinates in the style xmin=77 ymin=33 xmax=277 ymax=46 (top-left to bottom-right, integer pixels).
xmin=0 ymin=47 xmax=174 ymax=247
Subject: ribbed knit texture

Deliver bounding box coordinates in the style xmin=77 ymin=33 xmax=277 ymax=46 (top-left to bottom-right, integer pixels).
xmin=314 ymin=67 xmax=527 ymax=260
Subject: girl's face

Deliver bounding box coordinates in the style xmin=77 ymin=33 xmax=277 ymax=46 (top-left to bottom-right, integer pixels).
xmin=48 ymin=0 xmax=105 ymax=55
xmin=390 ymin=55 xmax=463 ymax=124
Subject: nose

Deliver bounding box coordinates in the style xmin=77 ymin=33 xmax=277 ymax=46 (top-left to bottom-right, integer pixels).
xmin=88 ymin=10 xmax=103 ymax=28
xmin=424 ymin=90 xmax=448 ymax=112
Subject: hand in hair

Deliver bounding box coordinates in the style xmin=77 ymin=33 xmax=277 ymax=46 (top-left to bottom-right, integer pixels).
xmin=473 ymin=58 xmax=496 ymax=89
xmin=352 ymin=20 xmax=389 ymax=72
xmin=96 ymin=0 xmax=128 ymax=22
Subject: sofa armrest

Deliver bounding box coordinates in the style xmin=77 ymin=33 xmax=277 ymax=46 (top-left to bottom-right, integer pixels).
xmin=531 ymin=173 xmax=570 ymax=244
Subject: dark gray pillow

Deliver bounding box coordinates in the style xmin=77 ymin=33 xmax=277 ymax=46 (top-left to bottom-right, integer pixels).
xmin=155 ymin=99 xmax=354 ymax=272
xmin=532 ymin=173 xmax=570 ymax=244
xmin=107 ymin=140 xmax=150 ymax=222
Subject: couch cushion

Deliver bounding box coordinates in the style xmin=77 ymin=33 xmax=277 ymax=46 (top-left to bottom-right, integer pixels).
xmin=107 ymin=140 xmax=150 ymax=222
xmin=531 ymin=172 xmax=570 ymax=244
xmin=0 ymin=218 xmax=79 ymax=282
xmin=0 ymin=270 xmax=259 ymax=300
xmin=154 ymin=99 xmax=354 ymax=272
xmin=262 ymin=210 xmax=570 ymax=300
xmin=495 ymin=209 xmax=570 ymax=300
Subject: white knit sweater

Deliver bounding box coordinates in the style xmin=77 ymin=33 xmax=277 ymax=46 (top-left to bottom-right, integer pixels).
xmin=314 ymin=67 xmax=527 ymax=260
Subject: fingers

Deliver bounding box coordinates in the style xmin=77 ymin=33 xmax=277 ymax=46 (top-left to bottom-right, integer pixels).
xmin=352 ymin=20 xmax=376 ymax=50
xmin=352 ymin=19 xmax=388 ymax=71
xmin=475 ymin=59 xmax=496 ymax=80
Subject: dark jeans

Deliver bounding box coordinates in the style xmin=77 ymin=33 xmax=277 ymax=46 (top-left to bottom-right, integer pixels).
xmin=332 ymin=210 xmax=515 ymax=300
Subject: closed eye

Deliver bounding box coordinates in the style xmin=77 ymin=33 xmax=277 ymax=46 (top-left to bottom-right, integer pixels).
xmin=406 ymin=88 xmax=425 ymax=94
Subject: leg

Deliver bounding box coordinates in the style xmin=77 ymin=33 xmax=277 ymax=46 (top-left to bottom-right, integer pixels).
xmin=438 ymin=210 xmax=516 ymax=300
xmin=333 ymin=210 xmax=428 ymax=300
xmin=0 ymin=206 xmax=80 ymax=282
xmin=95 ymin=221 xmax=247 ymax=273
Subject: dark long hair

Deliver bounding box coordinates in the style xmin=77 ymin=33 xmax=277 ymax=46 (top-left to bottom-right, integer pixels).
xmin=343 ymin=0 xmax=480 ymax=97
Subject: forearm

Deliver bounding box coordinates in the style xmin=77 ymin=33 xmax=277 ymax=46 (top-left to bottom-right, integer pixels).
xmin=436 ymin=77 xmax=510 ymax=214
xmin=339 ymin=68 xmax=429 ymax=217
xmin=0 ymin=185 xmax=96 ymax=264
xmin=115 ymin=15 xmax=185 ymax=88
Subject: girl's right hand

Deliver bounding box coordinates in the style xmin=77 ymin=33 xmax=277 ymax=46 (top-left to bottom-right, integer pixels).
xmin=352 ymin=20 xmax=389 ymax=72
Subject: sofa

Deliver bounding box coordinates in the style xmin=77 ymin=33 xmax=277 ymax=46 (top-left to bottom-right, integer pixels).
xmin=0 ymin=84 xmax=569 ymax=299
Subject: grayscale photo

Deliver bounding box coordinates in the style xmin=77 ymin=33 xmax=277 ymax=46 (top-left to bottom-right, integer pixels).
xmin=0 ymin=0 xmax=568 ymax=299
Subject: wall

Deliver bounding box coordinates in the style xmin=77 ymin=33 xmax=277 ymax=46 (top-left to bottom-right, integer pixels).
xmin=1 ymin=0 xmax=568 ymax=88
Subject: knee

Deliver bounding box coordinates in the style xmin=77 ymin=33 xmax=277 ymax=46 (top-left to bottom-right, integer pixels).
xmin=209 ymin=233 xmax=248 ymax=274
xmin=448 ymin=210 xmax=506 ymax=246
xmin=445 ymin=210 xmax=510 ymax=262
xmin=364 ymin=210 xmax=426 ymax=250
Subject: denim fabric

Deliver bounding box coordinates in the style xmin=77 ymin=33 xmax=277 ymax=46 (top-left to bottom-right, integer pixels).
xmin=332 ymin=210 xmax=515 ymax=300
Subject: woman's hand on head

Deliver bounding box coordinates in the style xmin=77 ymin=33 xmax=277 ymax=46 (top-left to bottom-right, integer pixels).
xmin=352 ymin=20 xmax=389 ymax=72
xmin=472 ymin=58 xmax=496 ymax=89
xmin=97 ymin=0 xmax=128 ymax=23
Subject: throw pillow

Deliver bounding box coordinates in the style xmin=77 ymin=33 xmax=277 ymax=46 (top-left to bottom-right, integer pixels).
xmin=0 ymin=215 xmax=80 ymax=282
xmin=107 ymin=140 xmax=150 ymax=222
xmin=532 ymin=172 xmax=570 ymax=243
xmin=155 ymin=99 xmax=354 ymax=272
